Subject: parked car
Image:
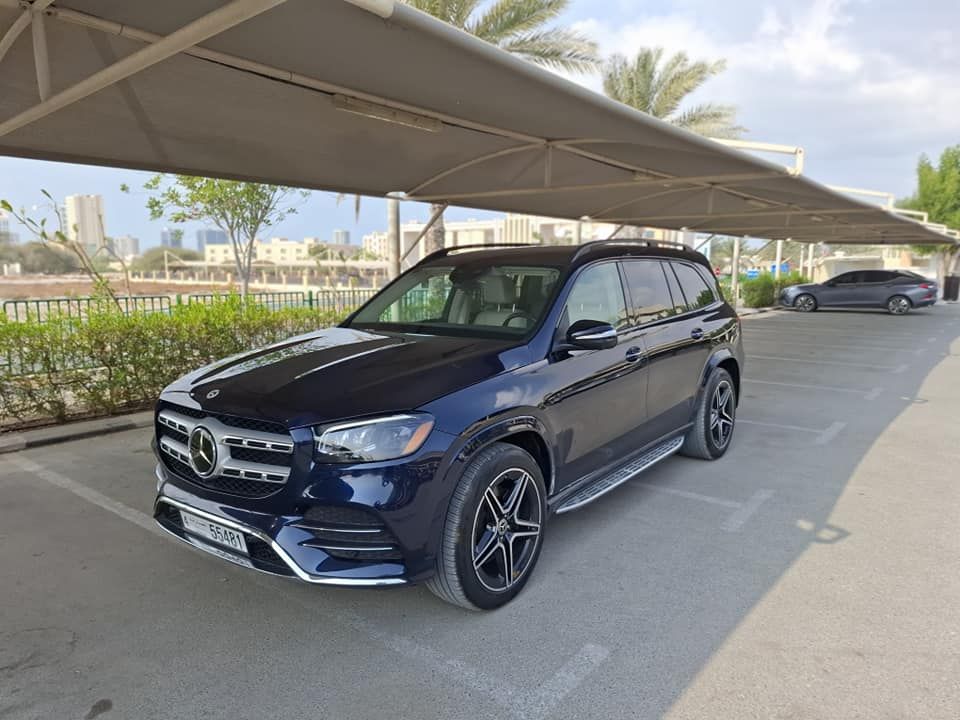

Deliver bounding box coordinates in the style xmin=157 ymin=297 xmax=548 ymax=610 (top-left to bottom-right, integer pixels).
xmin=780 ymin=270 xmax=938 ymax=314
xmin=153 ymin=241 xmax=744 ymax=609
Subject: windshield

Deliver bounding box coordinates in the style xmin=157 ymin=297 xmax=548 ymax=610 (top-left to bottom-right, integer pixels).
xmin=347 ymin=262 xmax=562 ymax=339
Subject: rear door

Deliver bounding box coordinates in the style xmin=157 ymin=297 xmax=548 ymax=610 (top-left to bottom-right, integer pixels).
xmin=632 ymin=260 xmax=717 ymax=437
xmin=852 ymin=270 xmax=895 ymax=306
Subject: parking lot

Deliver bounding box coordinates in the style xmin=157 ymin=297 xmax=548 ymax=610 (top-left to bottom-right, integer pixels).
xmin=3 ymin=305 xmax=960 ymax=720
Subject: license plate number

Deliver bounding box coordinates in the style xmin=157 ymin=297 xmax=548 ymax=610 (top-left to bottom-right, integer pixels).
xmin=180 ymin=511 xmax=248 ymax=555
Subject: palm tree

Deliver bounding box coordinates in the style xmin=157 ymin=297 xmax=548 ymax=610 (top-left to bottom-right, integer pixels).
xmin=393 ymin=0 xmax=600 ymax=254
xmin=603 ymin=48 xmax=744 ymax=139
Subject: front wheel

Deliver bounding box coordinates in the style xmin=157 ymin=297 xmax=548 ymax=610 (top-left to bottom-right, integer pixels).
xmin=680 ymin=368 xmax=736 ymax=460
xmin=427 ymin=443 xmax=546 ymax=610
xmin=794 ymin=293 xmax=817 ymax=312
xmin=887 ymin=295 xmax=912 ymax=315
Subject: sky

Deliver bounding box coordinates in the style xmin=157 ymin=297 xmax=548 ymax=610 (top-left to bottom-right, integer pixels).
xmin=1 ymin=0 xmax=957 ymax=250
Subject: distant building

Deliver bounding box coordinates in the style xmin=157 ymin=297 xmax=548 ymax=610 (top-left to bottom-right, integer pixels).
xmin=160 ymin=228 xmax=183 ymax=249
xmin=110 ymin=235 xmax=140 ymax=260
xmin=362 ymin=231 xmax=388 ymax=259
xmin=0 ymin=209 xmax=19 ymax=244
xmin=65 ymin=194 xmax=105 ymax=254
xmin=332 ymin=229 xmax=351 ymax=245
xmin=196 ymin=228 xmax=227 ymax=252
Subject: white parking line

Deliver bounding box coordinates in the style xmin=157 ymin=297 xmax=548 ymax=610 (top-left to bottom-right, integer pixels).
xmin=5 ymin=455 xmax=164 ymax=537
xmin=739 ymin=418 xmax=846 ymax=445
xmin=743 ymin=378 xmax=881 ymax=399
xmin=722 ymin=490 xmax=774 ymax=532
xmin=749 ymin=354 xmax=898 ymax=370
xmin=2 ymin=455 xmax=609 ymax=720
xmin=744 ymin=325 xmax=932 ymax=339
xmin=636 ymin=482 xmax=740 ymax=508
xmin=744 ymin=338 xmax=912 ymax=353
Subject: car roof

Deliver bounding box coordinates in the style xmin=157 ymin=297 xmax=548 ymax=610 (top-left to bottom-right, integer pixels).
xmin=418 ymin=241 xmax=712 ymax=272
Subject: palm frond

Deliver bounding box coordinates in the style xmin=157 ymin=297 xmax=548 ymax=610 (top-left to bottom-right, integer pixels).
xmin=672 ymin=103 xmax=744 ymax=138
xmin=467 ymin=0 xmax=567 ymax=42
xmin=404 ymin=0 xmax=482 ymax=26
xmin=499 ymin=28 xmax=599 ymax=72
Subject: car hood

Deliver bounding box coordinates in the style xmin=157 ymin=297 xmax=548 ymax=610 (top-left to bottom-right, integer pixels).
xmin=161 ymin=327 xmax=530 ymax=428
xmin=785 ymin=283 xmax=820 ymax=292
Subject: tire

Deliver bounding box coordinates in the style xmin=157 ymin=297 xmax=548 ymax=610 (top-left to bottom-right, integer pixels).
xmin=887 ymin=295 xmax=912 ymax=315
xmin=427 ymin=443 xmax=546 ymax=610
xmin=793 ymin=293 xmax=817 ymax=312
xmin=680 ymin=368 xmax=736 ymax=460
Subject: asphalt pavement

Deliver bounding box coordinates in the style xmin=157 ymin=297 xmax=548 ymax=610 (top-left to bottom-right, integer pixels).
xmin=2 ymin=304 xmax=959 ymax=720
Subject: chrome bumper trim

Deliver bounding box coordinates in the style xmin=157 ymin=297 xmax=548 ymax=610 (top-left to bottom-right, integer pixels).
xmin=154 ymin=489 xmax=407 ymax=587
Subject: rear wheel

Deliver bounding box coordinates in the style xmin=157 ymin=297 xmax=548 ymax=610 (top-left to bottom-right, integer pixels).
xmin=794 ymin=293 xmax=817 ymax=312
xmin=887 ymin=295 xmax=911 ymax=315
xmin=427 ymin=443 xmax=546 ymax=610
xmin=680 ymin=368 xmax=736 ymax=460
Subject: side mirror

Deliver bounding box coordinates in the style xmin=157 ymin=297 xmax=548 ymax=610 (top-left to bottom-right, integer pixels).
xmin=566 ymin=319 xmax=618 ymax=350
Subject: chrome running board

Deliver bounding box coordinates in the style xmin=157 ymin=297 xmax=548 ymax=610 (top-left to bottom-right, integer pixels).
xmin=555 ymin=437 xmax=684 ymax=514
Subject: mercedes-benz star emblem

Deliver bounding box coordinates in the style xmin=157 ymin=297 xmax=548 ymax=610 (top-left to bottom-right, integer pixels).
xmin=206 ymin=389 xmax=220 ymax=400
xmin=188 ymin=426 xmax=217 ymax=477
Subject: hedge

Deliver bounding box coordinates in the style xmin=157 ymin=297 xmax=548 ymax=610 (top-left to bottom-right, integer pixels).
xmin=736 ymin=271 xmax=811 ymax=308
xmin=0 ymin=295 xmax=348 ymax=429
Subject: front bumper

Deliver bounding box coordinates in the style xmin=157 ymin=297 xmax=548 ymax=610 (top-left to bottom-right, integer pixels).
xmin=154 ymin=464 xmax=408 ymax=587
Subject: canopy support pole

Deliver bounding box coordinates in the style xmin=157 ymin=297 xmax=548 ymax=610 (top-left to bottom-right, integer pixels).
xmin=0 ymin=0 xmax=289 ymax=138
xmin=30 ymin=5 xmax=50 ymax=100
xmin=730 ymin=237 xmax=742 ymax=309
xmin=606 ymin=225 xmax=625 ymax=241
xmin=387 ymin=194 xmax=401 ymax=280
xmin=400 ymin=202 xmax=448 ymax=264
xmin=775 ymin=239 xmax=784 ymax=280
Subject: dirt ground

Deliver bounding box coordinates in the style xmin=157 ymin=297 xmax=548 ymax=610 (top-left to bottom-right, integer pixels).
xmin=0 ymin=275 xmax=234 ymax=300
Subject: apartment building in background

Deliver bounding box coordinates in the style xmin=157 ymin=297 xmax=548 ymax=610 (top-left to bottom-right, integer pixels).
xmin=65 ymin=194 xmax=105 ymax=254
xmin=110 ymin=235 xmax=140 ymax=260
xmin=160 ymin=228 xmax=183 ymax=249
xmin=196 ymin=228 xmax=228 ymax=253
xmin=0 ymin=209 xmax=19 ymax=244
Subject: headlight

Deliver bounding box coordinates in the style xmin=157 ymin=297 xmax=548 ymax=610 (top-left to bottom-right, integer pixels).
xmin=313 ymin=414 xmax=435 ymax=463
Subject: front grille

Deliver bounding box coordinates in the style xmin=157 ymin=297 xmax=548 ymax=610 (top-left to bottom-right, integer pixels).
xmin=156 ymin=403 xmax=294 ymax=499
xmin=292 ymin=505 xmax=403 ymax=562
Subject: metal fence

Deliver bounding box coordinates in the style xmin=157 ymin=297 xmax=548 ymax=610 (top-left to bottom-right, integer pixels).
xmin=3 ymin=295 xmax=173 ymax=322
xmin=2 ymin=288 xmax=380 ymax=324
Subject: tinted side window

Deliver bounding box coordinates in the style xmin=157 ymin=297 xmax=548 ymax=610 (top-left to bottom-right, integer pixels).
xmin=621 ymin=260 xmax=675 ymax=325
xmin=863 ymin=270 xmax=892 ymax=283
xmin=831 ymin=272 xmax=856 ymax=284
xmin=671 ymin=262 xmax=716 ymax=310
xmin=662 ymin=262 xmax=687 ymax=314
xmin=564 ymin=263 xmax=628 ymax=329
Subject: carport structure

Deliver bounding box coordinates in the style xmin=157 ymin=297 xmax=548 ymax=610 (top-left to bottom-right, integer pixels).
xmin=0 ymin=0 xmax=955 ymax=263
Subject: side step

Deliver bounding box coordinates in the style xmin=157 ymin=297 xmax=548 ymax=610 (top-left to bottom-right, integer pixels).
xmin=555 ymin=437 xmax=684 ymax=514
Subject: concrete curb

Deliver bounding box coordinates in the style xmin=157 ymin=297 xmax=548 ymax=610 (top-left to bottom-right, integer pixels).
xmin=0 ymin=411 xmax=154 ymax=454
xmin=738 ymin=306 xmax=784 ymax=318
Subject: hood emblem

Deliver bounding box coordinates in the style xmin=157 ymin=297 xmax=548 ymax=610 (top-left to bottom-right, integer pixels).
xmin=206 ymin=389 xmax=220 ymax=400
xmin=188 ymin=426 xmax=217 ymax=477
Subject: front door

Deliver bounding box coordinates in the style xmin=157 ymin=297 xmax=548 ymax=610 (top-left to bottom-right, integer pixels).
xmin=541 ymin=262 xmax=649 ymax=490
xmin=818 ymin=271 xmax=865 ymax=306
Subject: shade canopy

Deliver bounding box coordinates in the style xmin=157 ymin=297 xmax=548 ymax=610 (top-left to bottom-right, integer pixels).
xmin=0 ymin=0 xmax=953 ymax=245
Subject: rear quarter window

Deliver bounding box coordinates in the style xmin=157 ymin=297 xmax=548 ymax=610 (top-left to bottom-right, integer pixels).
xmin=670 ymin=262 xmax=717 ymax=311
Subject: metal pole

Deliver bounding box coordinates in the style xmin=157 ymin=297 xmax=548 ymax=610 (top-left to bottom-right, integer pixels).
xmin=30 ymin=6 xmax=51 ymax=101
xmin=809 ymin=243 xmax=817 ymax=280
xmin=774 ymin=239 xmax=784 ymax=280
xmin=799 ymin=244 xmax=806 ymax=277
xmin=387 ymin=195 xmax=400 ymax=280
xmin=400 ymin=202 xmax=448 ymax=264
xmin=730 ymin=237 xmax=742 ymax=309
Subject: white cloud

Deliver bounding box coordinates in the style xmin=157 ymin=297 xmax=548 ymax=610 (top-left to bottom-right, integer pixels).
xmin=558 ymin=0 xmax=960 ymax=196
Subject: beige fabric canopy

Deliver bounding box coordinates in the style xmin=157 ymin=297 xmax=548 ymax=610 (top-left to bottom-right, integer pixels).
xmin=0 ymin=0 xmax=953 ymax=244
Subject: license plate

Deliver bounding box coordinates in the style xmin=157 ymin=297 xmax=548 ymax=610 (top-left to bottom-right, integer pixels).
xmin=180 ymin=511 xmax=249 ymax=555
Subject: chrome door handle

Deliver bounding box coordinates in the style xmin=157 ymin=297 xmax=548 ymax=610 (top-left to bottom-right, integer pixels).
xmin=625 ymin=346 xmax=644 ymax=363
xmin=690 ymin=328 xmax=704 ymax=340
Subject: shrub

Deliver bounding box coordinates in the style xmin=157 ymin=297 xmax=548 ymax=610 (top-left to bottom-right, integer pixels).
xmin=739 ymin=274 xmax=776 ymax=308
xmin=0 ymin=298 xmax=348 ymax=429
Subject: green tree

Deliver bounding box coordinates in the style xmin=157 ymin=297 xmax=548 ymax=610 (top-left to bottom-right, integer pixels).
xmin=349 ymin=1 xmax=601 ymax=257
xmin=0 ymin=241 xmax=80 ymax=274
xmin=603 ymin=48 xmax=744 ymax=138
xmin=899 ymin=146 xmax=960 ymax=281
xmin=134 ymin=177 xmax=307 ymax=296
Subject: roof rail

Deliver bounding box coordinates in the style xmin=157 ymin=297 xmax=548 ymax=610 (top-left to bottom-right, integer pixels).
xmin=420 ymin=243 xmax=541 ymax=263
xmin=571 ymin=238 xmax=691 ymax=263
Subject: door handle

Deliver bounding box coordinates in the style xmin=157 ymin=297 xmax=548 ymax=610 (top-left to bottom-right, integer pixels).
xmin=690 ymin=328 xmax=704 ymax=340
xmin=625 ymin=346 xmax=644 ymax=363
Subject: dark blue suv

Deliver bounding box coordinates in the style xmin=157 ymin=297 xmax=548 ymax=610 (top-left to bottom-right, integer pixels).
xmin=153 ymin=241 xmax=743 ymax=609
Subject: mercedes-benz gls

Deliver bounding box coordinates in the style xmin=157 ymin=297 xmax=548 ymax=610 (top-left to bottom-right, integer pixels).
xmin=153 ymin=241 xmax=744 ymax=609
